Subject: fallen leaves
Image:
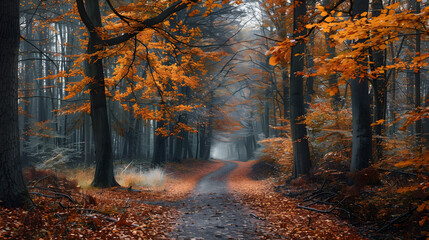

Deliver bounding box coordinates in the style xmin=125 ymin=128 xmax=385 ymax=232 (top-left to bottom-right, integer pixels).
xmin=1 ymin=159 xmax=224 ymax=239
xmin=228 ymin=160 xmax=364 ymax=239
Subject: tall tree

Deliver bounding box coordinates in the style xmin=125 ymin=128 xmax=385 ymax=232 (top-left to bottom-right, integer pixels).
xmin=0 ymin=0 xmax=33 ymax=208
xmin=290 ymin=0 xmax=311 ymax=177
xmin=412 ymin=0 xmax=422 ymax=152
xmin=350 ymin=0 xmax=372 ymax=171
xmin=81 ymin=0 xmax=118 ymax=187
xmin=371 ymin=0 xmax=387 ymax=161
xmin=75 ymin=0 xmax=198 ymax=187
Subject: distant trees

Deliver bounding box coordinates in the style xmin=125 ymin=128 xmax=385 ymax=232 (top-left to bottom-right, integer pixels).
xmin=263 ymin=0 xmax=428 ymax=177
xmin=0 ymin=0 xmax=33 ymax=208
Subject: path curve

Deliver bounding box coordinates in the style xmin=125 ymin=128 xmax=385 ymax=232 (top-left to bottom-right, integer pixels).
xmin=170 ymin=160 xmax=264 ymax=240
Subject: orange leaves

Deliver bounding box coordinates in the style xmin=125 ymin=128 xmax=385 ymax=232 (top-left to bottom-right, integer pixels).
xmin=24 ymin=120 xmax=56 ymax=138
xmin=327 ymin=86 xmax=339 ymax=96
xmin=371 ymin=119 xmax=386 ymax=126
xmin=52 ymin=0 xmax=220 ymax=124
xmin=398 ymin=106 xmax=429 ymax=132
xmin=267 ymin=3 xmax=429 ymax=82
xmin=133 ymin=105 xmax=158 ymax=120
xmin=202 ymin=0 xmax=223 ymax=17
xmin=265 ymin=39 xmax=296 ymax=65
xmin=394 ymin=152 xmax=429 ymax=170
xmin=57 ymin=102 xmax=91 ymax=115
xmin=268 ymin=55 xmax=281 ymax=66
xmin=188 ymin=9 xmax=200 ymax=17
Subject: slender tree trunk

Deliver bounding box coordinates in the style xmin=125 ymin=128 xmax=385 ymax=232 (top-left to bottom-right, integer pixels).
xmin=305 ymin=33 xmax=315 ymax=109
xmin=84 ymin=114 xmax=91 ymax=166
xmin=195 ymin=130 xmax=200 ymax=159
xmin=282 ymin=70 xmax=289 ymax=121
xmin=389 ymin=42 xmax=398 ymax=136
xmin=264 ymin=99 xmax=270 ymax=137
xmin=0 ymin=0 xmax=33 ymax=208
xmin=371 ymin=0 xmax=387 ymax=161
xmin=290 ymin=0 xmax=311 ymax=177
xmin=152 ymin=119 xmax=166 ymax=167
xmin=185 ymin=132 xmax=193 ymax=159
xmin=423 ymin=79 xmax=429 ymax=145
xmin=406 ymin=40 xmax=415 ymax=135
xmin=82 ymin=0 xmax=118 ymax=187
xmin=350 ymin=0 xmax=372 ymax=171
xmin=413 ymin=0 xmax=422 ymax=153
xmin=129 ymin=117 xmax=139 ymax=159
xmin=326 ymin=34 xmax=341 ymax=109
xmin=22 ymin=24 xmax=32 ymax=165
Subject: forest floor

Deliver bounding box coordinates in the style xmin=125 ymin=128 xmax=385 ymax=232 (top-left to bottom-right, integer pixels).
xmin=1 ymin=159 xmax=364 ymax=239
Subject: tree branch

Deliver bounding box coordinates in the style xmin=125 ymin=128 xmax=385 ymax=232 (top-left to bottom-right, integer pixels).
xmin=76 ymin=0 xmax=199 ymax=47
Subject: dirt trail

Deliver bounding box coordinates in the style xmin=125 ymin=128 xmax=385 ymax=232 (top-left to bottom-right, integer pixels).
xmin=170 ymin=159 xmax=265 ymax=240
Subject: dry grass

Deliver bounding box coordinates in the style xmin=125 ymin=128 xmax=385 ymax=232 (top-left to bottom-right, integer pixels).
xmin=51 ymin=159 xmax=224 ymax=202
xmin=117 ymin=168 xmax=166 ymax=190
xmin=56 ymin=167 xmax=94 ymax=188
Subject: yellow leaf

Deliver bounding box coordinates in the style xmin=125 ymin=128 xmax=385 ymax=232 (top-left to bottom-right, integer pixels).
xmin=321 ymin=11 xmax=328 ymax=17
xmin=361 ymin=12 xmax=368 ymax=17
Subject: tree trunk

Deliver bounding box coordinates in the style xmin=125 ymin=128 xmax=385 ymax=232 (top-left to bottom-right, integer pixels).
xmin=282 ymin=70 xmax=289 ymax=121
xmin=152 ymin=120 xmax=166 ymax=167
xmin=84 ymin=114 xmax=91 ymax=166
xmin=305 ymin=33 xmax=315 ymax=109
xmin=350 ymin=0 xmax=372 ymax=172
xmin=371 ymin=0 xmax=387 ymax=161
xmin=290 ymin=0 xmax=311 ymax=177
xmin=423 ymin=79 xmax=429 ymax=145
xmin=412 ymin=0 xmax=422 ymax=153
xmin=326 ymin=35 xmax=341 ymax=109
xmin=82 ymin=0 xmax=118 ymax=187
xmin=0 ymin=0 xmax=33 ymax=208
xmin=129 ymin=117 xmax=139 ymax=159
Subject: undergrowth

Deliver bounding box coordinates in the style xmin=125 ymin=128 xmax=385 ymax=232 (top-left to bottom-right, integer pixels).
xmin=258 ymin=101 xmax=428 ymax=239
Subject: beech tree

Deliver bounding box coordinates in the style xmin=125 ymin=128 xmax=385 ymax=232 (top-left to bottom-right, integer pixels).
xmin=75 ymin=0 xmax=200 ymax=187
xmin=289 ymin=0 xmax=311 ymax=176
xmin=349 ymin=0 xmax=372 ymax=171
xmin=0 ymin=0 xmax=33 ymax=208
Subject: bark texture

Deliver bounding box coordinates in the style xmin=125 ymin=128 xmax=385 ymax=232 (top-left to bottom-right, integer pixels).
xmin=290 ymin=0 xmax=311 ymax=177
xmin=371 ymin=0 xmax=387 ymax=161
xmin=83 ymin=0 xmax=118 ymax=187
xmin=350 ymin=0 xmax=372 ymax=172
xmin=0 ymin=0 xmax=34 ymax=208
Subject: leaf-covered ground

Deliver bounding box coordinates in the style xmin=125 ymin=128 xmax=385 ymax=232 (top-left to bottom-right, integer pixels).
xmin=0 ymin=159 xmax=224 ymax=239
xmin=228 ymin=160 xmax=364 ymax=239
xmin=1 ymin=159 xmax=368 ymax=239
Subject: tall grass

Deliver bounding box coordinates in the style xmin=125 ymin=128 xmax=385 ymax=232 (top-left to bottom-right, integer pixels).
xmin=63 ymin=167 xmax=94 ymax=188
xmin=118 ymin=168 xmax=166 ymax=188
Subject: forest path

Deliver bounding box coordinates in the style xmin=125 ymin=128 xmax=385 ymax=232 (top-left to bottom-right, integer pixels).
xmin=169 ymin=159 xmax=265 ymax=240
